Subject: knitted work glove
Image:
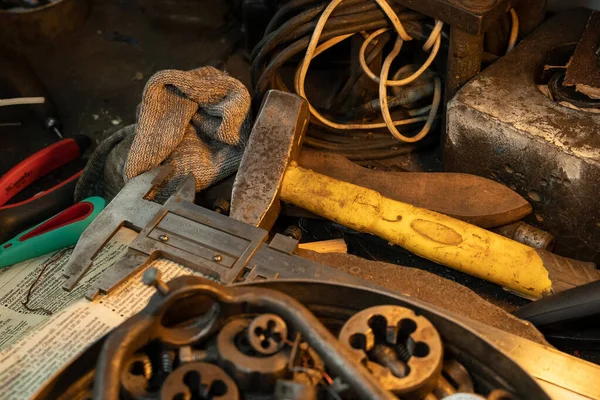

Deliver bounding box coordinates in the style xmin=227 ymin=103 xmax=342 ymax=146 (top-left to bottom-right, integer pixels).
xmin=75 ymin=66 xmax=252 ymax=202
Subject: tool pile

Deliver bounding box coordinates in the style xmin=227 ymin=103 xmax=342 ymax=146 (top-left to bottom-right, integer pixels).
xmin=35 ymin=274 xmax=549 ymax=400
xmin=1 ymin=1 xmax=600 ymax=399
xmin=56 ymin=90 xmax=599 ymax=302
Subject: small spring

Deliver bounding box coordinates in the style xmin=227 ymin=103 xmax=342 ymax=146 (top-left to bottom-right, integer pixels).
xmin=161 ymin=351 xmax=173 ymax=373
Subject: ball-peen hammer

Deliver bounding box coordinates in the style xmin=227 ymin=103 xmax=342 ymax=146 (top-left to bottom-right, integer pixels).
xmin=231 ymin=90 xmax=599 ymax=299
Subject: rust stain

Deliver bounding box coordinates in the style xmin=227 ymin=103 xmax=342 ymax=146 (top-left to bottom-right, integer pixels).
xmin=382 ymin=215 xmax=403 ymax=223
xmin=312 ymin=182 xmax=334 ymax=198
xmin=410 ymin=219 xmax=463 ymax=246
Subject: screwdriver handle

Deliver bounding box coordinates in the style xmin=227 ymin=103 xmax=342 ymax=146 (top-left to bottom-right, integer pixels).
xmin=0 ymin=46 xmax=61 ymax=134
xmin=281 ymin=163 xmax=599 ymax=299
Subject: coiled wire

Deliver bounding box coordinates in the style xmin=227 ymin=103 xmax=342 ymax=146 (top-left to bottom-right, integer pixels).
xmin=251 ymin=0 xmax=446 ymax=160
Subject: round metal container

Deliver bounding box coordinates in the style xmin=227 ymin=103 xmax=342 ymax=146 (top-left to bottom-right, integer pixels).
xmin=238 ymin=280 xmax=550 ymax=399
xmin=34 ymin=279 xmax=550 ymax=399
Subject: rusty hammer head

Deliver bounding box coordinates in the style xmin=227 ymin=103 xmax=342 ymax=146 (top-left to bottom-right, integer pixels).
xmin=230 ymin=90 xmax=309 ymax=229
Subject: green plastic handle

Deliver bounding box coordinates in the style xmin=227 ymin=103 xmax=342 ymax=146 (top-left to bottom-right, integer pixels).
xmin=0 ymin=197 xmax=105 ymax=268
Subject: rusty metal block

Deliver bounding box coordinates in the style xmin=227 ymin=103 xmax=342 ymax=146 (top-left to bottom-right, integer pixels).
xmin=445 ymin=9 xmax=600 ymax=263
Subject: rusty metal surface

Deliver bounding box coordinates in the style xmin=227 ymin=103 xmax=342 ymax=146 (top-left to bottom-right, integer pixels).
xmin=161 ymin=362 xmax=239 ymax=400
xmin=514 ymin=0 xmax=547 ymax=36
xmin=61 ymin=166 xmax=173 ymax=291
xmin=391 ymin=0 xmax=518 ymax=35
xmin=217 ymin=317 xmax=290 ymax=391
xmin=121 ymin=354 xmax=154 ymax=398
xmin=492 ymin=222 xmax=555 ymax=250
xmin=91 ymin=277 xmax=399 ymax=400
xmin=231 ymin=90 xmax=309 ymax=230
xmin=564 ymin=11 xmax=600 ymax=99
xmin=0 ymin=0 xmax=91 ymax=45
xmin=510 ymin=223 xmax=555 ymax=250
xmin=247 ymin=314 xmax=288 ymax=356
xmin=338 ymin=305 xmax=443 ymax=397
xmin=441 ymin=359 xmax=474 ymax=393
xmin=244 ymin=280 xmax=593 ymax=400
xmin=82 ymin=171 xmax=374 ymax=299
xmin=445 ymin=26 xmax=484 ymax=104
xmin=85 ymin=173 xmax=270 ymax=300
xmin=445 ymin=9 xmax=600 ymax=263
xmin=298 ymin=150 xmax=532 ymax=228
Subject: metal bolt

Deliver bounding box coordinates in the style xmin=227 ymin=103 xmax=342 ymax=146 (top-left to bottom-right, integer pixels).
xmin=394 ymin=342 xmax=411 ymax=362
xmin=45 ymin=117 xmax=63 ymax=139
xmin=141 ymin=267 xmax=169 ymax=295
xmin=213 ymin=254 xmax=223 ymax=262
xmin=212 ymin=198 xmax=230 ymax=215
xmin=283 ymin=225 xmax=302 ymax=241
xmin=159 ymin=234 xmax=169 ymax=242
xmin=370 ymin=344 xmax=408 ymax=378
xmin=178 ymin=345 xmax=218 ymax=364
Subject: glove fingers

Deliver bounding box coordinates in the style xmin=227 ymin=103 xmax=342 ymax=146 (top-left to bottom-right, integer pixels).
xmin=125 ymin=83 xmax=197 ymax=180
xmin=124 ymin=67 xmax=251 ymax=185
xmin=154 ymin=127 xmax=244 ymax=201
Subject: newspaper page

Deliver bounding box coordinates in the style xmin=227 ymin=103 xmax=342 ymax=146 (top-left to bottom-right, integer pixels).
xmin=0 ymin=227 xmax=202 ymax=399
xmin=0 ymin=228 xmax=136 ymax=350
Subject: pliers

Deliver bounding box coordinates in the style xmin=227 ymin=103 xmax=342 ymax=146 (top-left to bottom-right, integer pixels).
xmin=0 ymin=135 xmax=90 ymax=243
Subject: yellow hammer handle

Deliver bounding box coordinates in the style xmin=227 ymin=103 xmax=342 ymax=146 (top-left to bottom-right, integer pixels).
xmin=281 ymin=163 xmax=552 ymax=299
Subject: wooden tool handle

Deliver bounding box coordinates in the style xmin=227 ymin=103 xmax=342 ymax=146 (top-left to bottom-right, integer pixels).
xmin=281 ymin=163 xmax=599 ymax=299
xmin=297 ymin=150 xmax=532 ymax=228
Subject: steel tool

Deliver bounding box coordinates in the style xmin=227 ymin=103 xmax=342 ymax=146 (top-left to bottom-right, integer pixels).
xmin=516 ymin=279 xmax=600 ymax=350
xmin=77 ymin=172 xmax=367 ymax=300
xmin=517 ymin=302 xmax=600 ymax=351
xmin=60 ymin=91 xmax=362 ymax=297
xmin=492 ymin=221 xmax=555 ymax=250
xmin=338 ymin=305 xmax=443 ymax=397
xmin=61 ymin=167 xmax=172 ymax=291
xmin=35 ymin=278 xmax=566 ymax=400
xmin=231 ymin=90 xmax=600 ymax=299
xmin=97 ymin=277 xmax=395 ymax=400
xmin=230 ymin=90 xmax=308 ymax=229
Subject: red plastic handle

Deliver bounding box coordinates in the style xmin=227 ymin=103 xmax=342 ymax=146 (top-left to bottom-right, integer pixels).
xmin=0 ymin=138 xmax=81 ymax=206
xmin=19 ymin=201 xmax=94 ymax=242
xmin=0 ymin=171 xmax=82 ymax=211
